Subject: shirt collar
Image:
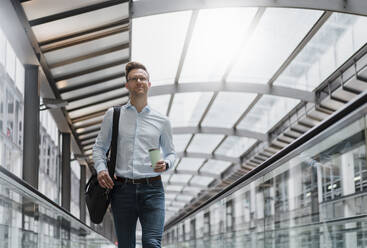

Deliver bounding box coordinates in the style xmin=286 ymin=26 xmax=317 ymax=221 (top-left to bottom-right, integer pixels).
xmin=126 ymin=100 xmax=151 ymax=113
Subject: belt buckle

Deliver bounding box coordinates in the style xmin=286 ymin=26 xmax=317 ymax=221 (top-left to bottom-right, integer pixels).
xmin=132 ymin=178 xmax=141 ymax=184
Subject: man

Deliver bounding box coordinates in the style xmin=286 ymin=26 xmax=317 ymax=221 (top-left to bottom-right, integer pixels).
xmin=93 ymin=61 xmax=176 ymax=248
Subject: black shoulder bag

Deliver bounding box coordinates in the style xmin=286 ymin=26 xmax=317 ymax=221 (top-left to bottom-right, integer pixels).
xmin=85 ymin=106 xmax=120 ymax=224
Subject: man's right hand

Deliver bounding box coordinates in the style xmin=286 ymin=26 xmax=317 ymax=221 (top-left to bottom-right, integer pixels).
xmin=97 ymin=170 xmax=114 ymax=189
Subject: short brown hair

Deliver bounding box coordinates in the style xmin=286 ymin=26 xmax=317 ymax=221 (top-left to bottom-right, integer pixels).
xmin=125 ymin=61 xmax=149 ymax=81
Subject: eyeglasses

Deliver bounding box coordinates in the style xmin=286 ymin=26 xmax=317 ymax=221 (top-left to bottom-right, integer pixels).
xmin=127 ymin=76 xmax=148 ymax=83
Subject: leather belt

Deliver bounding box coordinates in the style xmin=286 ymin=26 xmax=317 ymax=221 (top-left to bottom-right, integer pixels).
xmin=115 ymin=175 xmax=161 ymax=184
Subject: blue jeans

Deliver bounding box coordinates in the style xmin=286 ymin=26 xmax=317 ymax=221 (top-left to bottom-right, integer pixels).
xmin=111 ymin=179 xmax=165 ymax=248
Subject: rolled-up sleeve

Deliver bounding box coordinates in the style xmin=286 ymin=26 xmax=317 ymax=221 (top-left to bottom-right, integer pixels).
xmin=92 ymin=108 xmax=113 ymax=174
xmin=160 ymin=118 xmax=176 ymax=171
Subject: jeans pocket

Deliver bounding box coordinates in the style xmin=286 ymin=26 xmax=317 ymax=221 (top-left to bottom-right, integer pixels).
xmin=150 ymin=180 xmax=163 ymax=187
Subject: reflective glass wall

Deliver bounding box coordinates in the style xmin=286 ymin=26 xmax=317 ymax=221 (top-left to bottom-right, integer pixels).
xmin=39 ymin=111 xmax=60 ymax=204
xmin=0 ymin=166 xmax=114 ymax=248
xmin=164 ymin=104 xmax=367 ymax=248
xmin=0 ymin=27 xmax=24 ymax=179
xmin=70 ymin=159 xmax=81 ymax=219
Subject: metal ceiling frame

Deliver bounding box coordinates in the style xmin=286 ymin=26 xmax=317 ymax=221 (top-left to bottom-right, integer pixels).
xmin=42 ymin=26 xmax=129 ymax=53
xmin=13 ymin=0 xmax=367 ymax=229
xmin=75 ymin=125 xmax=267 ymax=141
xmin=173 ymin=126 xmax=267 ymax=141
xmin=49 ymin=43 xmax=129 ymax=69
xmin=59 ymin=73 xmax=125 ymax=94
xmin=64 ymin=84 xmax=126 ymax=103
xmin=54 ymin=58 xmax=129 ymax=82
xmin=10 ymin=0 xmax=131 ymax=167
xmin=67 ymin=93 xmax=129 ymax=113
xmin=166 ymin=10 xmax=199 ymax=117
xmin=148 ymin=82 xmax=316 ymax=102
xmin=29 ymin=0 xmax=129 ymax=26
xmin=165 ymin=190 xmax=198 ymax=196
xmin=163 ymin=11 xmax=333 ymax=222
xmin=10 ymin=0 xmax=85 ymax=153
xmin=131 ymin=0 xmax=367 ymax=18
xmin=39 ymin=18 xmax=129 ymax=47
xmin=177 ymin=152 xmax=241 ymax=164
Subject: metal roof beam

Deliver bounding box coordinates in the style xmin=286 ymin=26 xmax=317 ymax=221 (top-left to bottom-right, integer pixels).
xmin=165 ymin=190 xmax=197 ymax=196
xmin=173 ymin=126 xmax=267 ymax=141
xmin=79 ymin=135 xmax=98 ymax=143
xmin=67 ymin=93 xmax=129 ymax=113
xmin=55 ymin=58 xmax=128 ymax=82
xmin=166 ymin=169 xmax=220 ymax=179
xmin=74 ymin=120 xmax=103 ymax=130
xmin=168 ymin=182 xmax=208 ymax=189
xmin=166 ymin=11 xmax=199 ymax=116
xmin=71 ymin=109 xmax=108 ymax=123
xmin=59 ymin=73 xmax=125 ymax=94
xmin=177 ymin=152 xmax=241 ymax=164
xmin=42 ymin=26 xmax=129 ymax=53
xmin=77 ymin=127 xmax=101 ymax=136
xmin=65 ymin=84 xmax=126 ymax=103
xmin=49 ymin=43 xmax=129 ymax=69
xmin=132 ymin=0 xmax=367 ymax=18
xmin=29 ymin=0 xmax=128 ymax=26
xmin=148 ymin=83 xmax=316 ymax=102
xmin=39 ymin=18 xmax=129 ymax=47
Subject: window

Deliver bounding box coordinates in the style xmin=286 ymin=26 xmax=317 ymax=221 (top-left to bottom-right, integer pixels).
xmin=190 ymin=219 xmax=196 ymax=240
xmin=226 ymin=200 xmax=234 ymax=232
xmin=203 ymin=212 xmax=210 ymax=236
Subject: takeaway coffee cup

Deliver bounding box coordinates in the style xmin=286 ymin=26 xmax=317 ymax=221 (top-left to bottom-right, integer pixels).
xmin=149 ymin=148 xmax=161 ymax=168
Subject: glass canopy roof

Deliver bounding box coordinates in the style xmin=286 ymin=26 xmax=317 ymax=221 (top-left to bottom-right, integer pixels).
xmin=18 ymin=0 xmax=367 ymax=226
xmin=131 ymin=7 xmax=367 ymax=223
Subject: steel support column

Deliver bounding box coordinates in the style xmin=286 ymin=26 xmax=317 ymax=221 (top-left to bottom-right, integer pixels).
xmin=80 ymin=165 xmax=86 ymax=223
xmin=22 ymin=65 xmax=40 ymax=189
xmin=61 ymin=132 xmax=71 ymax=211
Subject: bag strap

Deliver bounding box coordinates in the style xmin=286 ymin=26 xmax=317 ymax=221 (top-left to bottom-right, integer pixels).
xmin=108 ymin=106 xmax=120 ymax=178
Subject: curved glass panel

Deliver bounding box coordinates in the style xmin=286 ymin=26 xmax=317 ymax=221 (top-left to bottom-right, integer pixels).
xmin=170 ymin=174 xmax=192 ymax=184
xmin=173 ymin=134 xmax=192 ymax=153
xmin=228 ymin=8 xmax=322 ymax=84
xmin=177 ymin=158 xmax=205 ymax=172
xmin=66 ymin=88 xmax=128 ymax=110
xmin=32 ymin=3 xmax=128 ymax=42
xmin=176 ymin=195 xmax=194 ymax=204
xmin=44 ymin=32 xmax=129 ymax=65
xmin=169 ymin=92 xmax=213 ymax=127
xmin=51 ymin=50 xmax=128 ymax=78
xmin=202 ymin=92 xmax=257 ymax=128
xmin=56 ymin=64 xmax=126 ymax=90
xmin=166 ymin=185 xmax=184 ymax=192
xmin=148 ymin=94 xmax=171 ymax=115
xmin=73 ymin=116 xmax=104 ymax=128
xmin=132 ymin=11 xmax=192 ymax=85
xmin=187 ymin=134 xmax=224 ymax=154
xmin=191 ymin=175 xmax=214 ymax=186
xmin=61 ymin=78 xmax=125 ymax=101
xmin=275 ymin=13 xmax=367 ymax=91
xmin=200 ymin=160 xmax=232 ymax=175
xmin=237 ymin=95 xmax=299 ymax=133
xmin=215 ymin=136 xmax=257 ymax=157
xmin=180 ymin=8 xmax=257 ymax=83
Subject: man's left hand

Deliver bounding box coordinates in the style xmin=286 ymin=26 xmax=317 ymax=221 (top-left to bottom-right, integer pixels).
xmin=154 ymin=160 xmax=167 ymax=172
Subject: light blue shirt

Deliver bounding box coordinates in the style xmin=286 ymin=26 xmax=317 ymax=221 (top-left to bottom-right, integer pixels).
xmin=92 ymin=101 xmax=176 ymax=179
